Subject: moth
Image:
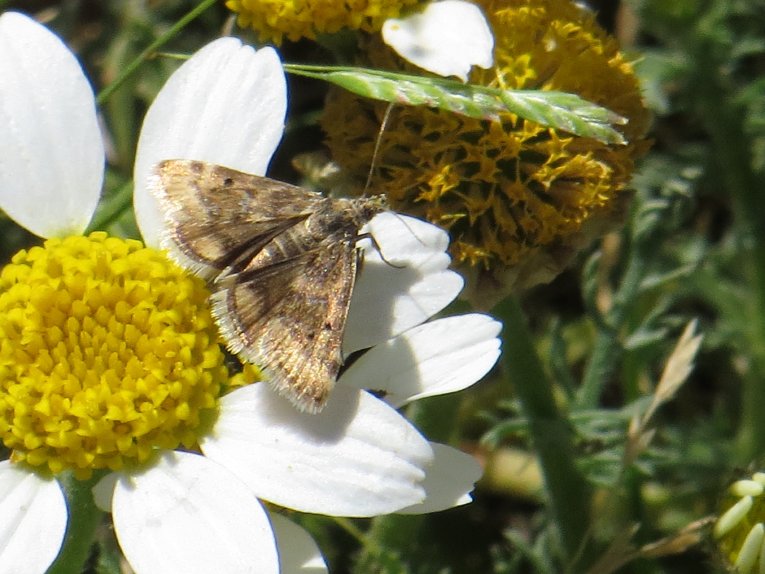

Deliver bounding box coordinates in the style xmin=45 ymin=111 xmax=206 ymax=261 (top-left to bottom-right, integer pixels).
xmin=150 ymin=159 xmax=388 ymax=413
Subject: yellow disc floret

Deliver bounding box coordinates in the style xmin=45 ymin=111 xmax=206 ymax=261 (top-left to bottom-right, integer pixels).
xmin=0 ymin=233 xmax=226 ymax=478
xmin=715 ymin=473 xmax=765 ymax=574
xmin=322 ymin=0 xmax=651 ymax=299
xmin=226 ymin=0 xmax=419 ymax=44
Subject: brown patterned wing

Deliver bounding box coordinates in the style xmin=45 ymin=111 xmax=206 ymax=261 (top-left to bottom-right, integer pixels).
xmin=211 ymin=242 xmax=360 ymax=412
xmin=150 ymin=159 xmax=326 ymax=274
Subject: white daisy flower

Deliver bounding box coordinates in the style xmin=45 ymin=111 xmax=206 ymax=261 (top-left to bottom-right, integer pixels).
xmin=0 ymin=12 xmax=452 ymax=574
xmin=132 ymin=33 xmax=502 ymax=515
xmin=382 ymin=0 xmax=494 ymax=81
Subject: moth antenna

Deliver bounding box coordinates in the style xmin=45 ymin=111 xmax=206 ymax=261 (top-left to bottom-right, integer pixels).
xmin=222 ymin=14 xmax=236 ymax=36
xmin=363 ymin=106 xmax=432 ymax=257
xmin=362 ymin=104 xmax=432 ymax=264
xmin=363 ymin=102 xmax=395 ymax=197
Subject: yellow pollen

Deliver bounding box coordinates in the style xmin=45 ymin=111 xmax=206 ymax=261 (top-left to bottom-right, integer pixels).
xmin=225 ymin=0 xmax=419 ymax=44
xmin=0 ymin=233 xmax=227 ymax=478
xmin=321 ymin=0 xmax=651 ymax=282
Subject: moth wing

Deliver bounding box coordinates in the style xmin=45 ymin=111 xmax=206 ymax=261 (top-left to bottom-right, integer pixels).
xmin=212 ymin=242 xmax=360 ymax=413
xmin=150 ymin=159 xmax=326 ymax=273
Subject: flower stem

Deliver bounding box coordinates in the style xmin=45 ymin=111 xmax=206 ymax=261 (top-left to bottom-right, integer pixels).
xmin=96 ymin=0 xmax=217 ymax=105
xmin=493 ymin=296 xmax=595 ymax=568
xmin=46 ymin=473 xmax=105 ymax=574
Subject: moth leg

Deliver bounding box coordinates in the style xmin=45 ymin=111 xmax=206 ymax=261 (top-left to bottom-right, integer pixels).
xmin=356 ymin=231 xmax=406 ymax=269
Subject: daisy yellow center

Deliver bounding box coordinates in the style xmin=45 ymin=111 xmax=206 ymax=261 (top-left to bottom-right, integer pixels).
xmin=322 ymin=0 xmax=650 ymax=284
xmin=226 ymin=0 xmax=419 ymax=44
xmin=0 ymin=233 xmax=226 ymax=478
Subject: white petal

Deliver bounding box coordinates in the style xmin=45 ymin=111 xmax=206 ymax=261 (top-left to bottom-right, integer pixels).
xmin=134 ymin=38 xmax=287 ymax=246
xmin=344 ymin=213 xmax=464 ymax=353
xmin=341 ymin=314 xmax=501 ymax=407
xmin=201 ymin=384 xmax=433 ymax=517
xmin=270 ymin=512 xmax=328 ymax=574
xmin=91 ymin=472 xmax=118 ymax=512
xmin=112 ymin=451 xmax=278 ymax=574
xmin=0 ymin=12 xmax=104 ymax=238
xmin=382 ymin=0 xmax=494 ymax=81
xmin=398 ymin=443 xmax=482 ymax=514
xmin=0 ymin=461 xmax=67 ymax=574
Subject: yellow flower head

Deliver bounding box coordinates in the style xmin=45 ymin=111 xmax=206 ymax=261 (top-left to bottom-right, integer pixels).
xmin=322 ymin=0 xmax=651 ymax=304
xmin=0 ymin=233 xmax=227 ymax=478
xmin=714 ymin=473 xmax=765 ymax=574
xmin=226 ymin=0 xmax=420 ymax=44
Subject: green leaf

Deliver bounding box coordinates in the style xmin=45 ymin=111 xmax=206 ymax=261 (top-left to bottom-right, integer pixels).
xmin=285 ymin=64 xmax=627 ymax=145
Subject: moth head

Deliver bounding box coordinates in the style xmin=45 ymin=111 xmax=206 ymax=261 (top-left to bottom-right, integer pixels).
xmin=355 ymin=194 xmax=388 ymax=220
